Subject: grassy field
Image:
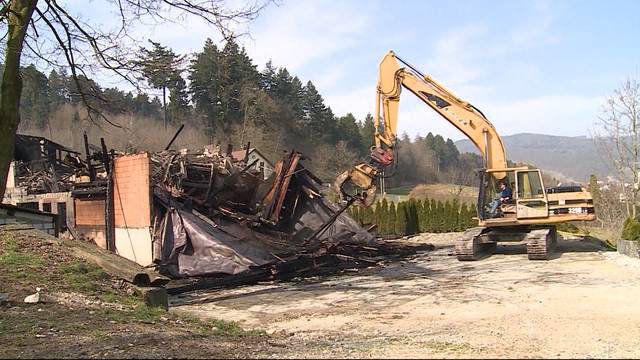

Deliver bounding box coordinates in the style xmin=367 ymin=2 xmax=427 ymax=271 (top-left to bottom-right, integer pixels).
xmin=385 ymin=183 xmax=478 ymax=204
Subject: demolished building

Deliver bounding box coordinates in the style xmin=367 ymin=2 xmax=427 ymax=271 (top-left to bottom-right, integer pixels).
xmin=3 ymin=135 xmax=86 ymax=233
xmin=3 ymin=132 xmax=430 ymax=291
xmin=72 ymin=146 xmax=373 ymax=278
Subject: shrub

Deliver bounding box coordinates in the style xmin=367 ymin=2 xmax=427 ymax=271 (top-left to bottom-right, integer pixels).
xmin=395 ymin=202 xmax=407 ymax=236
xmin=622 ymin=217 xmax=640 ymax=241
xmin=380 ymin=198 xmax=389 ymax=235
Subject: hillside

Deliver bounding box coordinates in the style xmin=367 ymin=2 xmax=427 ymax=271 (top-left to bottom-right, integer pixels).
xmin=454 ymin=133 xmax=614 ymax=182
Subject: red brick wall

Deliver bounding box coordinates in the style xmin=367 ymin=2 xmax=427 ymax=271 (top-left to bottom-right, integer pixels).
xmin=113 ymin=153 xmax=151 ymax=227
xmin=75 ymin=199 xmax=106 ymax=226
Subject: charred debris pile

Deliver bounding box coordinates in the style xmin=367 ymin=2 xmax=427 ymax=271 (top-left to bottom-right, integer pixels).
xmin=10 ymin=132 xmax=433 ymax=293
xmin=11 ymin=134 xmax=86 ymax=194
xmin=148 ymin=147 xmax=432 ymax=294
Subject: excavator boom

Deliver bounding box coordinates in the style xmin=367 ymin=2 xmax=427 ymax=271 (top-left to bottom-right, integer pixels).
xmin=335 ymin=50 xmax=508 ymax=203
xmin=374 ymin=50 xmax=507 ymax=176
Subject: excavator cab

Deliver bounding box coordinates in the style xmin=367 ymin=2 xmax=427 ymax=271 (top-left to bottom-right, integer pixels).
xmin=478 ymin=167 xmax=549 ymax=221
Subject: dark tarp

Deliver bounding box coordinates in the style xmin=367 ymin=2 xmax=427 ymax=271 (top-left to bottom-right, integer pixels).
xmin=160 ymin=208 xmax=283 ymax=277
xmin=158 ymin=195 xmax=374 ymax=278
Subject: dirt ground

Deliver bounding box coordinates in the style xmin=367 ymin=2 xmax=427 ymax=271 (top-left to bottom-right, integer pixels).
xmin=0 ymin=227 xmax=285 ymax=359
xmin=173 ymin=233 xmax=640 ymax=359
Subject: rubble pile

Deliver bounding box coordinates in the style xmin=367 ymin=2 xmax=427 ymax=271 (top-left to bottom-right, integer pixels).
xmin=8 ymin=132 xmax=432 ymax=293
xmin=150 ymin=148 xmax=265 ymax=218
xmin=12 ymin=135 xmax=87 ymax=194
xmin=150 ymin=148 xmax=378 ymax=283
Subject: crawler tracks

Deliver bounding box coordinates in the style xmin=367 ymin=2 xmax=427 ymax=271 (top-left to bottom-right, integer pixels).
xmin=455 ymin=227 xmax=496 ymax=261
xmin=455 ymin=226 xmax=557 ymax=261
xmin=526 ymin=227 xmax=558 ymax=260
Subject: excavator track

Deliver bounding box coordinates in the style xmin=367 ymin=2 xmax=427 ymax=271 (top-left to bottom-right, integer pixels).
xmin=526 ymin=227 xmax=557 ymax=260
xmin=455 ymin=227 xmax=496 ymax=261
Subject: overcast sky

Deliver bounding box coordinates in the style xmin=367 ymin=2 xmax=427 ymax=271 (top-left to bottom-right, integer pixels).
xmin=67 ymin=0 xmax=640 ymax=141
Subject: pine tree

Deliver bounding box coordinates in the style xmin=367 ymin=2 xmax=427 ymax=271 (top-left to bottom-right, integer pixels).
xmin=337 ymin=113 xmax=364 ymax=154
xmin=459 ymin=203 xmax=469 ymax=230
xmin=443 ymin=200 xmax=452 ymax=232
xmin=217 ymin=40 xmax=260 ymax=130
xmin=48 ymin=69 xmax=69 ymax=111
xmin=417 ymin=199 xmax=425 ymax=233
xmin=365 ymin=207 xmax=375 ymax=225
xmin=359 ymin=113 xmax=375 ymax=156
xmin=167 ymin=75 xmax=190 ymax=124
xmin=302 ymin=81 xmax=336 ymax=142
xmin=189 ymin=38 xmax=222 ymax=136
xmin=135 ymin=40 xmax=185 ymax=129
xmin=419 ymin=198 xmax=429 ymax=232
xmin=260 ymin=60 xmax=277 ymax=92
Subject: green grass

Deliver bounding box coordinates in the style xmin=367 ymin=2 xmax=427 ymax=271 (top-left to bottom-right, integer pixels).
xmin=133 ymin=303 xmax=167 ymax=321
xmin=0 ymin=236 xmax=43 ymax=268
xmin=386 ymin=185 xmax=414 ymax=195
xmin=59 ymin=260 xmax=108 ymax=293
xmin=0 ymin=236 xmax=44 ymax=282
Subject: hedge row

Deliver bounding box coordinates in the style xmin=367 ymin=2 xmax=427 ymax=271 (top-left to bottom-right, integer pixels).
xmin=348 ymin=198 xmax=477 ymax=236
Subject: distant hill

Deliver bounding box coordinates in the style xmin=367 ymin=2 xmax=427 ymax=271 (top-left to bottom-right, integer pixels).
xmin=454 ymin=133 xmax=614 ymax=182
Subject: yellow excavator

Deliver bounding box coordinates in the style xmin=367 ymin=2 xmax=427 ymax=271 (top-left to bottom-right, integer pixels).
xmin=336 ymin=50 xmax=596 ymax=260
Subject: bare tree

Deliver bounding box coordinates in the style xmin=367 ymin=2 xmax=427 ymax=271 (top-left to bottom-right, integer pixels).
xmin=0 ymin=0 xmax=272 ymax=199
xmin=594 ymin=77 xmax=640 ymax=218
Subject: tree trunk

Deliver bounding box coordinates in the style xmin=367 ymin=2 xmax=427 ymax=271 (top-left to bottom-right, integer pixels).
xmin=0 ymin=0 xmax=38 ymax=200
xmin=162 ymin=85 xmax=167 ymax=130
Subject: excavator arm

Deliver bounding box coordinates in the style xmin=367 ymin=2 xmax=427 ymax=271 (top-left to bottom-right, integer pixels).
xmin=336 ymin=50 xmax=508 ymax=205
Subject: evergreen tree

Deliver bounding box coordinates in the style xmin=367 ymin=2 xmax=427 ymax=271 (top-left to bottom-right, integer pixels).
xmin=360 ymin=113 xmax=375 ymax=155
xmin=337 ymin=113 xmax=364 ymax=152
xmin=135 ymin=40 xmax=185 ymax=129
xmin=419 ymin=198 xmax=428 ymax=232
xmin=418 ymin=199 xmax=426 ymax=233
xmin=395 ymin=202 xmax=408 ymax=236
xmin=374 ymin=201 xmax=382 ymax=232
xmin=587 ymin=174 xmax=603 ymax=212
xmin=451 ymin=199 xmax=461 ymax=231
xmin=48 ymin=69 xmax=68 ymax=111
xmin=388 ymin=202 xmax=397 ymax=236
xmin=260 ymin=60 xmax=277 ymax=92
xmin=217 ymin=39 xmax=260 ymax=130
xmin=302 ymin=81 xmax=336 ymax=142
xmin=20 ymin=65 xmax=50 ymax=130
xmin=406 ymin=199 xmax=419 ymax=235
xmin=189 ymin=38 xmax=222 ymax=136
xmin=380 ymin=198 xmax=389 ymax=235
xmin=167 ymin=75 xmax=190 ymax=123
xmin=435 ymin=200 xmax=445 ymax=232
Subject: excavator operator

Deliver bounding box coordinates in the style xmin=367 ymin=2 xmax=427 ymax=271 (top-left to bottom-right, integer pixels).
xmin=489 ymin=181 xmax=512 ymax=217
